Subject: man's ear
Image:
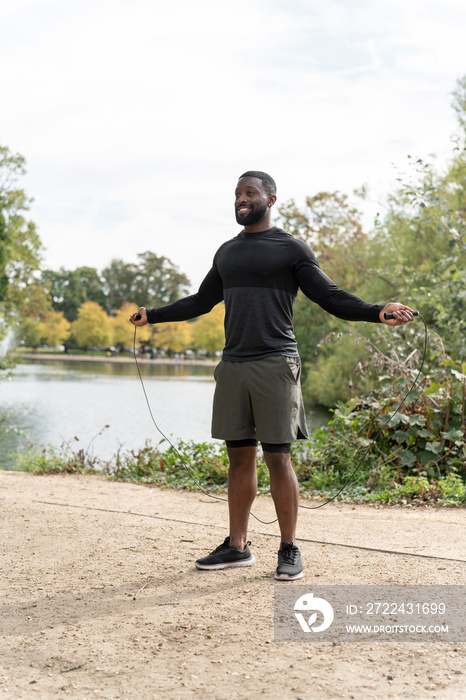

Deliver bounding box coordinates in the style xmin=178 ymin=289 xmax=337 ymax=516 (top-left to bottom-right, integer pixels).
xmin=268 ymin=195 xmax=277 ymax=208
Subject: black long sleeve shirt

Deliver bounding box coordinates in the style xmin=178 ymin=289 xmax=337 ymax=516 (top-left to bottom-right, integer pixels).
xmin=147 ymin=227 xmax=384 ymax=361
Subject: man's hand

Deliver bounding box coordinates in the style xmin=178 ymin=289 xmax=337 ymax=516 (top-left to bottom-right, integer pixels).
xmin=380 ymin=302 xmax=415 ymax=326
xmin=129 ymin=307 xmax=148 ymax=326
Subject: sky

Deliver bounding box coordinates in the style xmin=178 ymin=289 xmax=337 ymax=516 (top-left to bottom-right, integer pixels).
xmin=2 ymin=0 xmax=466 ymax=291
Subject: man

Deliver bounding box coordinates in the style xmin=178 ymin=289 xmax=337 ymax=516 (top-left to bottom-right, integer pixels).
xmin=130 ymin=171 xmax=414 ymax=580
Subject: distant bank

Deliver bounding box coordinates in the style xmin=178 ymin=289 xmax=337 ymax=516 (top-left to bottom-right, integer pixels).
xmin=20 ymin=352 xmax=218 ymax=367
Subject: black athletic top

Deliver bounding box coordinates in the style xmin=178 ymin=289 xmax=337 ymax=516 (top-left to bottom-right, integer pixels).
xmin=147 ymin=227 xmax=384 ymax=361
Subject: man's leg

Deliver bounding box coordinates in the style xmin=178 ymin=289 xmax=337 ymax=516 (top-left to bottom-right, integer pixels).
xmin=194 ymin=443 xmax=257 ymax=570
xmin=264 ymin=448 xmax=303 ymax=580
xmin=227 ymin=445 xmax=258 ymax=550
xmin=263 ymin=450 xmax=299 ymax=544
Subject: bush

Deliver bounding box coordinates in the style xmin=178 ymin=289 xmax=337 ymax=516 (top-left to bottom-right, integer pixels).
xmin=13 ymin=441 xmax=101 ymax=474
xmin=291 ymin=364 xmax=466 ymax=504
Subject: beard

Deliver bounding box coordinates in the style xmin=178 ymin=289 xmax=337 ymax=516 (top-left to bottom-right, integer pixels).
xmin=235 ymin=201 xmax=268 ymax=226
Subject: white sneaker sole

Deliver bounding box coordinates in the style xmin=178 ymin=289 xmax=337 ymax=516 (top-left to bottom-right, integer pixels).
xmin=195 ymin=555 xmax=256 ymax=570
xmin=274 ymin=570 xmax=304 ymax=580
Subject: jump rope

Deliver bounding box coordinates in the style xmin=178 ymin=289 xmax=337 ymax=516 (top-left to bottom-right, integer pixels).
xmin=132 ymin=310 xmax=427 ymax=525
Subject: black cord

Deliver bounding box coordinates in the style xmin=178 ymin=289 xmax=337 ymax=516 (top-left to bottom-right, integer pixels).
xmin=133 ymin=315 xmax=427 ymax=520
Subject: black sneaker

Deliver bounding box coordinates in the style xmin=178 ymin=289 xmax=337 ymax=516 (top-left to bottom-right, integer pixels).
xmin=195 ymin=536 xmax=255 ymax=570
xmin=274 ymin=541 xmax=304 ymax=580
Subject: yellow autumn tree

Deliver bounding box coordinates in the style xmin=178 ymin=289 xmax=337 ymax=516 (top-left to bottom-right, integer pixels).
xmin=71 ymin=301 xmax=111 ymax=349
xmin=42 ymin=311 xmax=71 ymax=346
xmin=154 ymin=321 xmax=192 ymax=354
xmin=111 ymin=302 xmax=152 ymax=350
xmin=191 ymin=303 xmax=225 ymax=353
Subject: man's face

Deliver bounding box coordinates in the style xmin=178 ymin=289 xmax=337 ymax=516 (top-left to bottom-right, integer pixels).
xmin=234 ymin=177 xmax=270 ymax=226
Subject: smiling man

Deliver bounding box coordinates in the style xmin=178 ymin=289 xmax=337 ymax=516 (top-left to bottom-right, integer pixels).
xmin=130 ymin=170 xmax=414 ymax=580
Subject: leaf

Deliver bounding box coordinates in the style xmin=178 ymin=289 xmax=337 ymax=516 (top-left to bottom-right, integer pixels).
xmin=343 ymin=397 xmax=360 ymax=415
xmin=408 ymin=415 xmax=426 ymax=427
xmin=425 ymin=441 xmax=442 ymax=454
xmin=417 ymin=429 xmax=432 ymax=438
xmin=441 ymin=429 xmax=464 ymax=441
xmin=388 ymin=414 xmax=410 ymax=428
xmin=450 ymin=368 xmax=466 ymax=383
xmin=399 ymin=450 xmax=417 ymax=467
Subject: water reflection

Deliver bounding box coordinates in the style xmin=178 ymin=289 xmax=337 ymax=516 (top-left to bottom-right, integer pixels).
xmin=13 ymin=359 xmax=217 ymax=379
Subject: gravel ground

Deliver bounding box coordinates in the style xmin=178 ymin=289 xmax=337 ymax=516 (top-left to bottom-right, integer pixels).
xmin=1 ymin=471 xmax=465 ymax=699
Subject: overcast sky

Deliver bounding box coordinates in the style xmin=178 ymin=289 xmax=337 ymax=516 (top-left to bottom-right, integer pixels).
xmin=2 ymin=0 xmax=465 ymax=291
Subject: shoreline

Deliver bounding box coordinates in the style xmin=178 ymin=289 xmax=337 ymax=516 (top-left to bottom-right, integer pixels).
xmin=19 ymin=351 xmax=218 ymax=366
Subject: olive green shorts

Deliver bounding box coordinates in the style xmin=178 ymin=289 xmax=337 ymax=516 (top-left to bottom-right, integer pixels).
xmin=211 ymin=355 xmax=309 ymax=443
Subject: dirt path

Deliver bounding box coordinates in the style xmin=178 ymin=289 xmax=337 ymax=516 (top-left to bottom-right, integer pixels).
xmin=1 ymin=471 xmax=465 ymax=699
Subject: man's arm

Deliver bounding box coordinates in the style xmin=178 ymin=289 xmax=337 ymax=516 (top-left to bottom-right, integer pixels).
xmin=130 ymin=266 xmax=223 ymax=327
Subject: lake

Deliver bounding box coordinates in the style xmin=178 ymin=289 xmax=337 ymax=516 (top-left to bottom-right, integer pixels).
xmin=0 ymin=359 xmax=330 ymax=468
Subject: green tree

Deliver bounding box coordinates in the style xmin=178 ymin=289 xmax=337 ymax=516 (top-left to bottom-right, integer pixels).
xmin=278 ymin=190 xmax=383 ymax=403
xmin=0 ymin=146 xmax=28 ymax=306
xmin=102 ymin=252 xmax=190 ymax=312
xmin=451 ymin=74 xmax=466 ymax=139
xmin=369 ymin=107 xmax=466 ymax=363
xmin=71 ymin=301 xmax=111 ymax=349
xmin=19 ymin=317 xmax=45 ymax=348
xmin=0 ymin=210 xmax=8 ymax=303
xmin=43 ymin=266 xmax=107 ymax=322
xmin=279 ymin=76 xmax=466 ymax=406
xmin=0 ymin=146 xmax=49 ymax=370
xmin=0 ymin=146 xmax=47 ymax=319
xmin=101 ymin=259 xmax=139 ymax=311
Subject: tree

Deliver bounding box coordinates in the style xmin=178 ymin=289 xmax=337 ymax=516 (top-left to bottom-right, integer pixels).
xmin=154 ymin=321 xmax=192 ymax=355
xmin=277 ymin=190 xmax=380 ymax=399
xmin=0 ymin=147 xmax=27 ymax=296
xmin=111 ymin=302 xmax=152 ymax=350
xmin=42 ymin=311 xmax=71 ymax=347
xmin=286 ymin=76 xmax=466 ymax=407
xmin=191 ymin=303 xmax=225 ymax=353
xmin=101 ymin=259 xmax=139 ymax=311
xmin=71 ymin=301 xmax=111 ymax=349
xmin=0 ymin=210 xmax=8 ymax=303
xmin=370 ymin=130 xmax=466 ymax=362
xmin=0 ymin=145 xmax=47 ymax=321
xmin=43 ymin=266 xmax=107 ymax=321
xmin=301 ymin=331 xmax=376 ymax=406
xmin=0 ymin=146 xmax=49 ymax=370
xmin=135 ymin=251 xmax=190 ymax=306
xmin=18 ymin=317 xmax=45 ymax=348
xmin=279 ymin=190 xmax=364 ymax=241
xmin=451 ymin=74 xmax=466 ymax=140
xmin=102 ymin=252 xmax=190 ymax=312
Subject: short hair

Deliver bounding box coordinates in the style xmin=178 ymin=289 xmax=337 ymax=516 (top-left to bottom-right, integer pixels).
xmin=238 ymin=170 xmax=276 ymax=196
